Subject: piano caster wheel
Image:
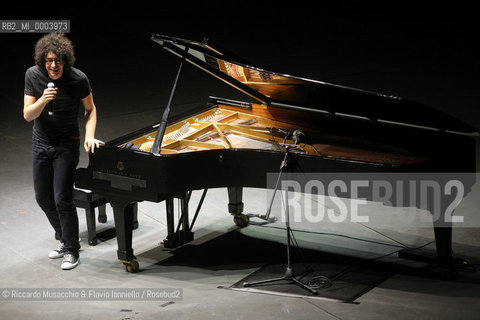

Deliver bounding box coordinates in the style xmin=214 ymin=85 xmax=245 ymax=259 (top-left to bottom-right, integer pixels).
xmin=121 ymin=259 xmax=139 ymax=273
xmin=233 ymin=214 xmax=249 ymax=227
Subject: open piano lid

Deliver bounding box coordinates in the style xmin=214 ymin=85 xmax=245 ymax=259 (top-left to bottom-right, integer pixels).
xmin=151 ymin=34 xmax=477 ymax=134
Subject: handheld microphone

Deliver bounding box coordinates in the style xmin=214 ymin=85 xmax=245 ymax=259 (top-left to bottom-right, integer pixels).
xmin=47 ymin=82 xmax=55 ymax=115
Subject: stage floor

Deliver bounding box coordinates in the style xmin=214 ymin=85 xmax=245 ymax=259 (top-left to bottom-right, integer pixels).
xmin=1 ymin=105 xmax=480 ymax=320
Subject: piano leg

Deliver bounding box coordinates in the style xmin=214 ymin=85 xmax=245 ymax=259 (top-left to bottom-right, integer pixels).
xmin=433 ymin=225 xmax=453 ymax=266
xmin=110 ymin=198 xmax=139 ymax=272
xmin=398 ymin=200 xmax=457 ymax=278
xmin=228 ymin=187 xmax=249 ymax=227
xmin=430 ymin=200 xmax=457 ymax=278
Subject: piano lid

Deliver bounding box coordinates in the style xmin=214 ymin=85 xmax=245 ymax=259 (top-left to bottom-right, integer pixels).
xmin=151 ymin=34 xmax=477 ymax=134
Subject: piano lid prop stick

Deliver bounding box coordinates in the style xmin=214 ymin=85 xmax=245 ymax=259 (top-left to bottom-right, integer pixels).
xmin=151 ymin=48 xmax=189 ymax=155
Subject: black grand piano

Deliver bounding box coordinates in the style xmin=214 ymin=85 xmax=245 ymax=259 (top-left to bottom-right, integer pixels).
xmin=75 ymin=34 xmax=477 ymax=272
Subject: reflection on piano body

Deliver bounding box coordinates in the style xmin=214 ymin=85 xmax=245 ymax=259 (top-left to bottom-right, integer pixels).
xmin=75 ymin=34 xmax=477 ymax=272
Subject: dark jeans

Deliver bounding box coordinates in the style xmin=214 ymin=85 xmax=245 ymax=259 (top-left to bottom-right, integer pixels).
xmin=32 ymin=135 xmax=80 ymax=257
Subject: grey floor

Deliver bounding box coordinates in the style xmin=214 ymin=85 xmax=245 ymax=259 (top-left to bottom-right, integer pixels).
xmin=1 ymin=105 xmax=480 ymax=319
xmin=1 ymin=3 xmax=480 ymax=319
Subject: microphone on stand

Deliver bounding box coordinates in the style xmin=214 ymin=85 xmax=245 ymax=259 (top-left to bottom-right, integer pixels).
xmin=292 ymin=129 xmax=305 ymax=146
xmin=270 ymin=128 xmax=306 ymax=150
xmin=47 ymin=82 xmax=55 ymax=116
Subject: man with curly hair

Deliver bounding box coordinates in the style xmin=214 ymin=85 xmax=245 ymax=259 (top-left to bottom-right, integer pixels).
xmin=23 ymin=33 xmax=104 ymax=270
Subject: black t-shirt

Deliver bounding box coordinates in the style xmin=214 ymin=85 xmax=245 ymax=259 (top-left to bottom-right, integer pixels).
xmin=24 ymin=65 xmax=91 ymax=142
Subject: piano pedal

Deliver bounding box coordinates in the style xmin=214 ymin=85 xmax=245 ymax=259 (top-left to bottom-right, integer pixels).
xmin=121 ymin=259 xmax=139 ymax=273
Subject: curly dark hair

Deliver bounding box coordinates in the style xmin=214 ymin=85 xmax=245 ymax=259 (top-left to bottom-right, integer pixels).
xmin=34 ymin=33 xmax=75 ymax=70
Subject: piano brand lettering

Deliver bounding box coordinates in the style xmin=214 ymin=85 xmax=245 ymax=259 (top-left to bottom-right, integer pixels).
xmin=116 ymin=161 xmax=125 ymax=171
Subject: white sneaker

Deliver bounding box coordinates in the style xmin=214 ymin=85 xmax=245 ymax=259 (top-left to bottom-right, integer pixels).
xmin=49 ymin=242 xmax=65 ymax=259
xmin=61 ymin=254 xmax=80 ymax=270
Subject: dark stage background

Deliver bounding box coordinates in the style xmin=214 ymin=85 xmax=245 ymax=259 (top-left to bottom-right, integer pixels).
xmin=1 ymin=1 xmax=479 ymax=142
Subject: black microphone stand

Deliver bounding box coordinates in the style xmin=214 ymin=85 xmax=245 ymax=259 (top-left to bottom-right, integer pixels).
xmin=243 ymin=135 xmax=320 ymax=295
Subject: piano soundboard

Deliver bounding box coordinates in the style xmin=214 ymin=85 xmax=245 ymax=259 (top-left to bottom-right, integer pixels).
xmin=119 ymin=103 xmax=425 ymax=165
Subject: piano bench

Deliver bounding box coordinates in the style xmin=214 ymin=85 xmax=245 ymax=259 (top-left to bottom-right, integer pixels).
xmin=73 ymin=188 xmax=139 ymax=246
xmin=73 ymin=188 xmax=109 ymax=246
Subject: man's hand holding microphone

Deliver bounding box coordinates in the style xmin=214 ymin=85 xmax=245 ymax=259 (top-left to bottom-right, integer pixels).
xmin=45 ymin=82 xmax=57 ymax=115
